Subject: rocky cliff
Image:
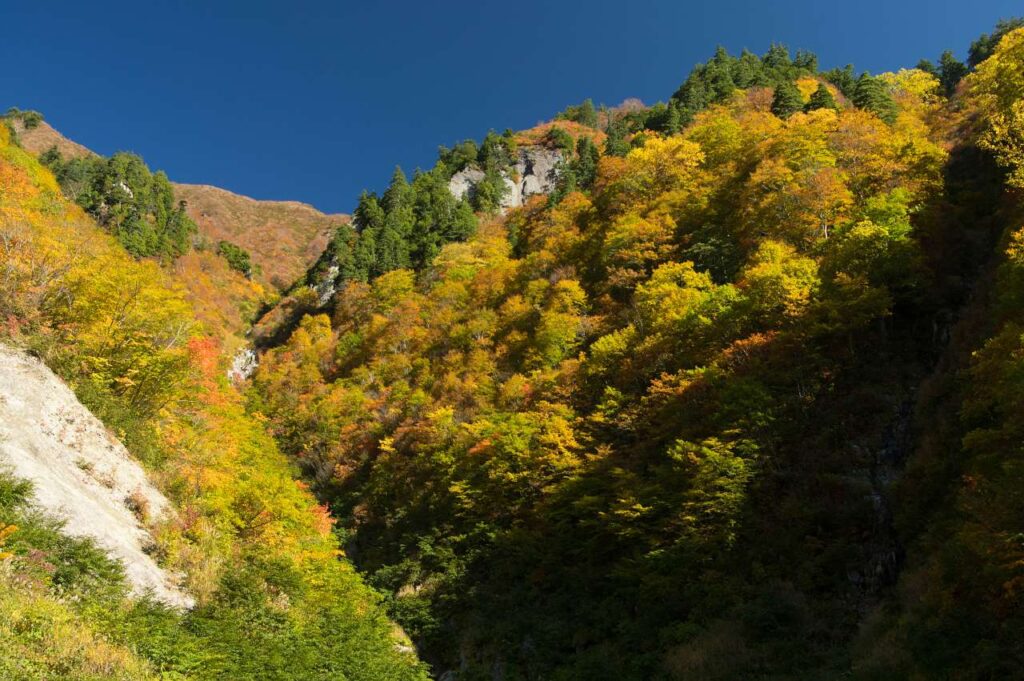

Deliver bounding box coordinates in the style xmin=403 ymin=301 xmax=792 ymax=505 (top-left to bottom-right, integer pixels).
xmin=0 ymin=345 xmax=191 ymax=608
xmin=448 ymin=145 xmax=563 ymax=211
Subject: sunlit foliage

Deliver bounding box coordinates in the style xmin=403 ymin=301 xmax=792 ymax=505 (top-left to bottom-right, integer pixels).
xmin=0 ymin=122 xmax=427 ymax=680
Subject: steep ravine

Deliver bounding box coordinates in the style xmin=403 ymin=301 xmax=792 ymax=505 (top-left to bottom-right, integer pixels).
xmin=846 ymin=139 xmax=1011 ymax=643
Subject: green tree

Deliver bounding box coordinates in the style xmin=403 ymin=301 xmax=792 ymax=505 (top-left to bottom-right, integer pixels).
xmin=577 ymin=98 xmax=598 ymax=127
xmin=771 ymin=80 xmax=804 ymax=119
xmin=547 ymin=127 xmax=574 ymax=154
xmin=804 ymin=83 xmax=838 ymax=112
xmin=573 ymin=136 xmax=600 ymax=189
xmin=438 ymin=139 xmax=479 ymax=174
xmin=479 ymin=130 xmax=514 ymax=169
xmin=557 ymin=99 xmax=599 ymax=128
xmin=733 ymin=48 xmax=767 ymax=88
xmin=762 ymin=43 xmax=794 ymax=78
xmin=823 ymin=64 xmax=857 ymax=98
xmin=472 ymin=166 xmax=510 ymax=213
xmin=664 ymin=101 xmax=683 ymax=134
xmin=916 ymin=58 xmax=939 ymax=77
xmin=794 ymin=49 xmax=818 ymax=73
xmin=604 ymin=117 xmax=630 ymax=157
xmin=217 ymin=240 xmax=257 ymax=278
xmin=43 ymin=150 xmax=197 ymax=259
xmin=968 ymin=16 xmax=1024 ymax=68
xmin=707 ymin=46 xmax=737 ymax=100
xmin=937 ymin=50 xmax=968 ymax=96
xmin=325 ymin=224 xmax=371 ymax=283
xmin=355 ymin=191 xmax=386 ymax=232
xmin=852 ymin=73 xmax=898 ymax=124
xmin=20 ymin=110 xmax=43 ymax=129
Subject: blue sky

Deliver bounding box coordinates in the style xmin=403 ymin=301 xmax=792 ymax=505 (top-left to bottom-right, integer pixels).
xmin=2 ymin=0 xmax=1019 ymax=214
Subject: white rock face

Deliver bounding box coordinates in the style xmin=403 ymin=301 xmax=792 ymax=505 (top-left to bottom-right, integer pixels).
xmin=448 ymin=146 xmax=563 ymax=212
xmin=0 ymin=345 xmax=192 ymax=608
xmin=447 ymin=167 xmax=486 ymax=204
xmin=505 ymin=146 xmax=564 ymax=208
xmin=227 ymin=346 xmax=258 ymax=382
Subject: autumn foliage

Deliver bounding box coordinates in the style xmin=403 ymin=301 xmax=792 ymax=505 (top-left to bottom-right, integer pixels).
xmin=0 ymin=121 xmax=426 ymax=680
xmin=249 ymin=57 xmax=966 ymax=679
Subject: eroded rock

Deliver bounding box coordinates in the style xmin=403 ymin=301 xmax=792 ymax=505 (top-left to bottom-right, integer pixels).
xmin=0 ymin=345 xmax=193 ymax=608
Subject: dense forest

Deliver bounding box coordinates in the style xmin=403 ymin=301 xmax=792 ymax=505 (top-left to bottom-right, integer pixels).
xmin=2 ymin=15 xmax=1024 ymax=681
xmin=0 ymin=114 xmax=427 ymax=679
xmin=247 ymin=22 xmax=1024 ymax=680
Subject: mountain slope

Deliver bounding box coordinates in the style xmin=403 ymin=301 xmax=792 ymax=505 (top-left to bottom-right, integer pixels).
xmin=8 ymin=117 xmax=94 ymax=159
xmin=172 ymin=181 xmax=345 ymax=290
xmin=6 ymin=19 xmax=1024 ymax=681
xmin=7 ymin=114 xmax=348 ymax=351
xmin=9 ymin=114 xmax=345 ymax=291
xmin=0 ymin=119 xmax=428 ymax=680
xmin=244 ymin=34 xmax=1024 ymax=680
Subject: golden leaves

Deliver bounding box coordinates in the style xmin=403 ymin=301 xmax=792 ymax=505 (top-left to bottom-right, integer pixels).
xmin=0 ymin=523 xmax=16 ymax=561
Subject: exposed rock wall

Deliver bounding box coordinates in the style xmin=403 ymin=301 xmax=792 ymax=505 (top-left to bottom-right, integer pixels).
xmin=0 ymin=345 xmax=192 ymax=608
xmin=228 ymin=346 xmax=258 ymax=382
xmin=448 ymin=146 xmax=563 ymax=211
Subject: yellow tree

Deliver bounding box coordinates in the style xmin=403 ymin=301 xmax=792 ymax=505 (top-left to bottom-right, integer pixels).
xmin=739 ymin=239 xmax=818 ymax=324
xmin=602 ymin=210 xmax=677 ymax=293
xmin=969 ymin=27 xmax=1024 ymax=186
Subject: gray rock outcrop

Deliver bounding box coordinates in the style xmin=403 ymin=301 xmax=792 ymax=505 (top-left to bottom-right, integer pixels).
xmin=448 ymin=146 xmax=563 ymax=211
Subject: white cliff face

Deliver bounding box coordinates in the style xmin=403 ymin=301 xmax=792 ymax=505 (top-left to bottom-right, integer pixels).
xmin=448 ymin=146 xmax=563 ymax=211
xmin=506 ymin=146 xmax=563 ymax=208
xmin=447 ymin=167 xmax=486 ymax=204
xmin=227 ymin=346 xmax=258 ymax=383
xmin=0 ymin=345 xmax=193 ymax=609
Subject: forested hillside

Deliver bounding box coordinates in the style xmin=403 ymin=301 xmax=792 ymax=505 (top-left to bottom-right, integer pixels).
xmin=0 ymin=120 xmax=426 ymax=679
xmin=4 ymin=15 xmax=1024 ymax=681
xmin=5 ymin=114 xmax=347 ymax=352
xmin=245 ymin=22 xmax=1024 ymax=680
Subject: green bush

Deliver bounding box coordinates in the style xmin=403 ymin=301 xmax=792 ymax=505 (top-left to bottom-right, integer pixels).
xmin=217 ymin=240 xmax=257 ymax=278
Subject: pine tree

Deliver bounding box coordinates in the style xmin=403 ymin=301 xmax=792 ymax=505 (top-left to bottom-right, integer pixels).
xmin=733 ymin=49 xmax=766 ymax=88
xmin=604 ymin=117 xmax=630 ymax=157
xmin=665 ymin=101 xmax=683 ymax=134
xmin=382 ymin=167 xmax=412 ymax=214
xmin=823 ymin=64 xmax=857 ymax=98
xmin=673 ymin=70 xmax=710 ymax=115
xmin=762 ymin=43 xmax=794 ymax=81
xmin=968 ymin=17 xmax=1024 ymax=68
xmin=794 ymin=49 xmax=818 ymax=73
xmin=354 ymin=191 xmax=385 ymax=231
xmin=479 ymin=130 xmax=513 ymax=169
xmin=762 ymin=43 xmax=792 ymax=71
xmin=577 ymin=99 xmax=598 ymax=128
xmin=771 ymin=80 xmax=804 ymax=119
xmin=573 ymin=137 xmax=600 ymax=189
xmin=804 ymin=83 xmax=838 ymax=112
xmin=916 ymin=59 xmax=939 ymax=77
xmin=852 ymin=73 xmax=898 ymax=124
xmin=707 ymin=46 xmax=737 ymax=100
xmin=937 ymin=50 xmax=967 ymax=97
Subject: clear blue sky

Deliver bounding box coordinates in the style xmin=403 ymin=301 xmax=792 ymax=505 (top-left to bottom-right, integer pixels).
xmin=1 ymin=0 xmax=1018 ymax=214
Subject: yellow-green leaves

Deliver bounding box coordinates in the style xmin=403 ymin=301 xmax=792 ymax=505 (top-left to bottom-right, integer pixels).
xmin=739 ymin=240 xmax=818 ymax=322
xmin=0 ymin=523 xmax=16 ymax=561
xmin=619 ymin=135 xmax=706 ymax=206
xmin=970 ymin=27 xmax=1024 ymax=186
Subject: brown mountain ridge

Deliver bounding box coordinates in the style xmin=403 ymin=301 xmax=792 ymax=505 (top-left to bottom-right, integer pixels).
xmin=9 ymin=116 xmax=347 ymax=292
